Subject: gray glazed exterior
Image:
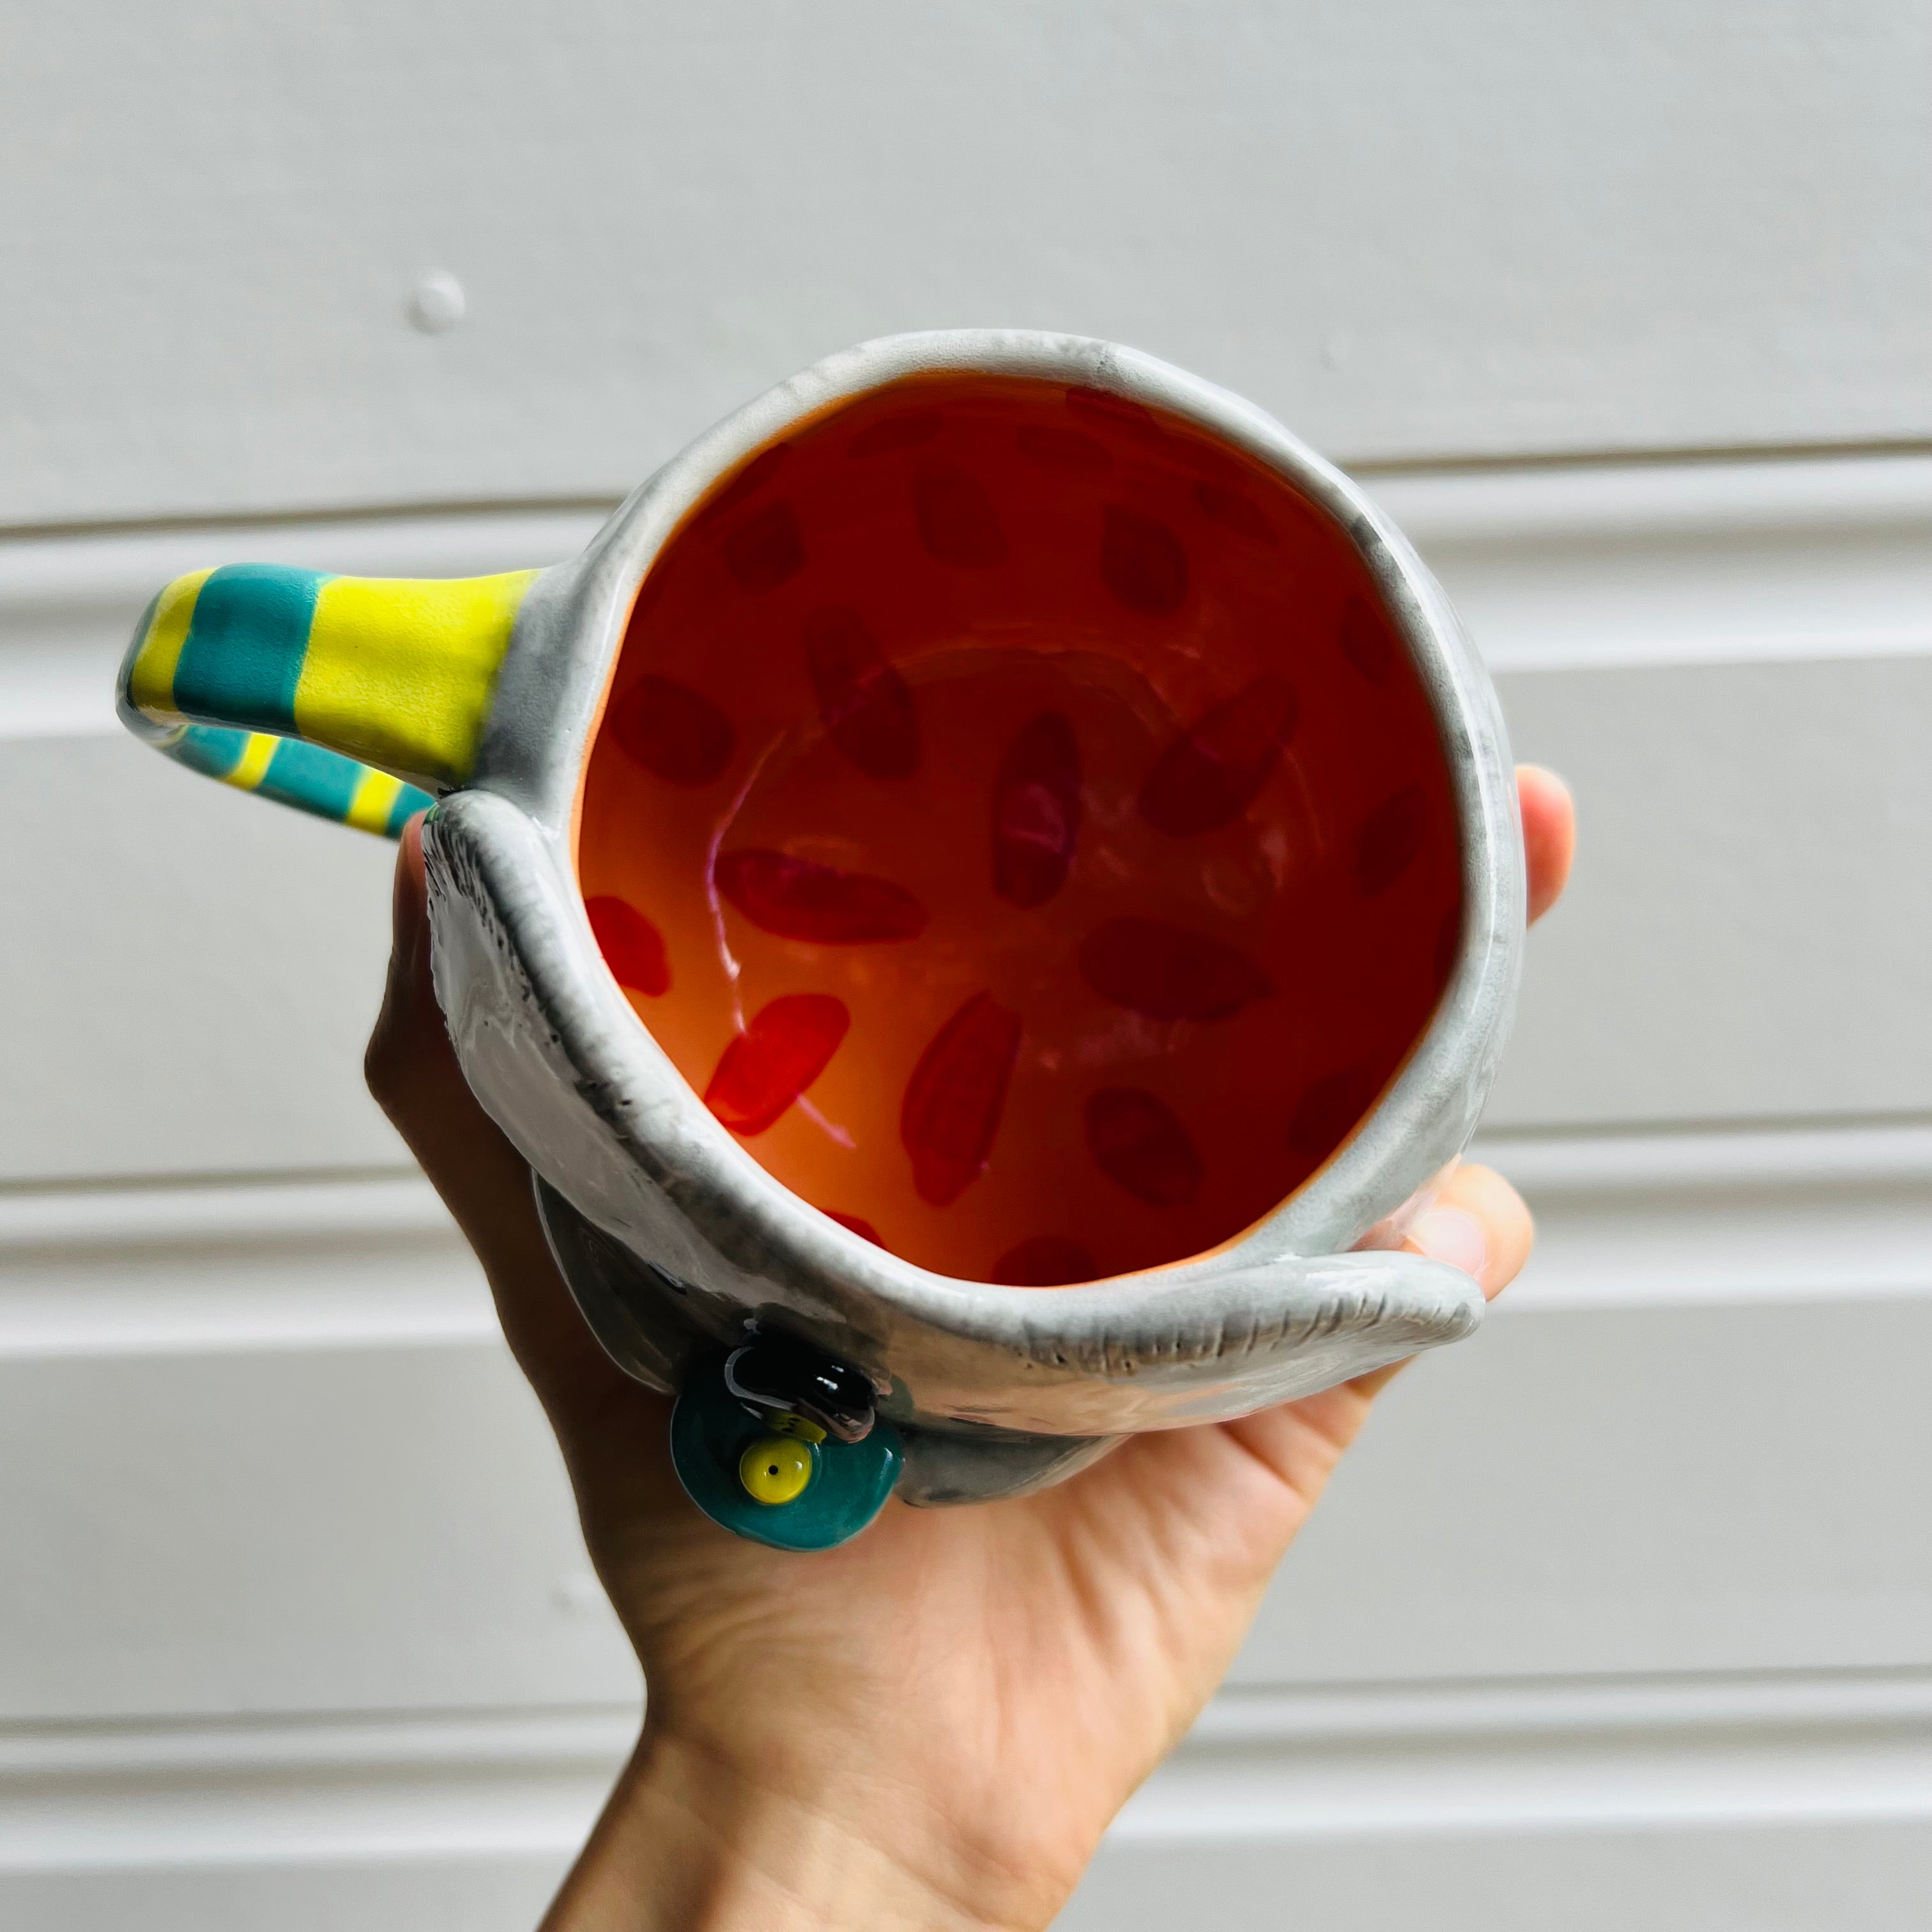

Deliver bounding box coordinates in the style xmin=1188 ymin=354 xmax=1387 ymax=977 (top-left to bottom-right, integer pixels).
xmin=422 ymin=330 xmax=1523 ymax=1506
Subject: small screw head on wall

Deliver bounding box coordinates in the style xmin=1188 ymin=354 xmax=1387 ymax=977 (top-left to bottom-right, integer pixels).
xmin=408 ymin=269 xmax=466 ymax=335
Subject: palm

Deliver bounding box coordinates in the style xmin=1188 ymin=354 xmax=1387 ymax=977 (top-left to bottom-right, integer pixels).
xmin=556 ymin=1360 xmax=1360 ymax=1897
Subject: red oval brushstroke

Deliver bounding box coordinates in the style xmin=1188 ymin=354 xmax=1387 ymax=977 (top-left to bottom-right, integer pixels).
xmin=1077 ymin=917 xmax=1273 ymax=1023
xmin=914 ymin=471 xmax=1008 ymax=567
xmin=804 ymin=606 xmax=921 ymax=779
xmin=714 ymin=849 xmax=927 ymax=944
xmin=723 ymin=500 xmax=805 ymax=592
xmin=1137 ymin=674 xmax=1300 ymax=837
xmin=585 ymin=896 xmax=671 ymax=997
xmin=824 ymin=1210 xmax=887 ymax=1248
xmin=1338 ymin=595 xmax=1397 ymax=685
xmin=1065 ymin=385 xmax=1163 ymax=440
xmin=704 ymin=993 xmax=850 ymax=1137
xmin=1015 ymin=424 xmax=1113 ymax=473
xmin=610 ymin=675 xmax=737 ymax=786
xmin=1193 ymin=480 xmax=1276 ymax=544
xmin=1285 ymin=1062 xmax=1381 ymax=1160
xmin=848 ymin=412 xmax=943 ymax=457
xmin=692 ymin=443 xmax=791 ymax=530
xmin=1085 ymin=1087 xmax=1202 ymax=1208
xmin=900 ymin=992 xmax=1022 ymax=1206
xmin=990 ymin=1236 xmax=1098 ymax=1287
xmin=1100 ymin=504 xmax=1188 ymax=615
xmin=1355 ymin=786 xmax=1429 ymax=896
xmin=991 ymin=711 xmax=1082 ymax=908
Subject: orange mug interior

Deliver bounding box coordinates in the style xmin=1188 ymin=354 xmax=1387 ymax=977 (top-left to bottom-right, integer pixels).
xmin=575 ymin=374 xmax=1462 ymax=1285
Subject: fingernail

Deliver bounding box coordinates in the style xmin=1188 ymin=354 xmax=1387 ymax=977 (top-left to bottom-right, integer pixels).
xmin=1408 ymin=1206 xmax=1489 ymax=1284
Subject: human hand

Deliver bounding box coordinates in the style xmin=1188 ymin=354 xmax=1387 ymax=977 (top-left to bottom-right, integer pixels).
xmin=366 ymin=766 xmax=1575 ymax=1932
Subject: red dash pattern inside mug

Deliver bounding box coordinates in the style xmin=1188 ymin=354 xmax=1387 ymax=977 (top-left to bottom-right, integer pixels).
xmin=575 ymin=376 xmax=1462 ymax=1285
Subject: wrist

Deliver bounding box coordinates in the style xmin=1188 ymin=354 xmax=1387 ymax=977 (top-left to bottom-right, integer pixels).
xmin=542 ymin=1722 xmax=1054 ymax=1932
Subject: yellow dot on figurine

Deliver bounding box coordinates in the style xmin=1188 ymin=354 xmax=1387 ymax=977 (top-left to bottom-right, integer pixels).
xmin=739 ymin=1434 xmax=814 ymax=1505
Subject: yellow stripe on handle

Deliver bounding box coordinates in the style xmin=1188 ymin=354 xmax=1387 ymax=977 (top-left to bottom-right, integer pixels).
xmin=226 ymin=730 xmax=279 ymax=792
xmin=344 ymin=765 xmax=413 ymax=834
xmin=295 ymin=572 xmax=539 ymax=790
xmin=123 ymin=567 xmax=215 ymax=723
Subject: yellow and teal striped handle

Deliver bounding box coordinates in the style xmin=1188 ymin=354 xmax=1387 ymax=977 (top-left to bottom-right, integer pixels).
xmin=118 ymin=561 xmax=540 ymax=838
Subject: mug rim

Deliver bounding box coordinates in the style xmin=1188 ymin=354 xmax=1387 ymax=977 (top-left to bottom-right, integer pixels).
xmin=434 ymin=329 xmax=1519 ymax=1432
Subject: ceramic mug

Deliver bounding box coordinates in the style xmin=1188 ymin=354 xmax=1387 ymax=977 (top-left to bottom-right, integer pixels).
xmin=118 ymin=330 xmax=1523 ymax=1549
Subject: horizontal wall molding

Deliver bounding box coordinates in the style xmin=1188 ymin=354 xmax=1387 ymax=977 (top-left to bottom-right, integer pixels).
xmin=0 ymin=1116 xmax=1927 ymax=1361
xmin=0 ymin=1171 xmax=452 ymax=1254
xmin=1476 ymin=1119 xmax=1932 ymax=1314
xmin=1368 ymin=450 xmax=1932 ymax=548
xmin=4 ymin=451 xmax=1931 ymax=742
xmin=1127 ymin=1666 xmax=1932 ymax=1843
xmin=4 ymin=1666 xmax=1929 ymax=1876
xmin=1476 ymin=1118 xmax=1932 ymax=1193
xmin=0 ymin=1704 xmax=631 ymax=1875
xmin=1370 ymin=450 xmax=1932 ymax=676
xmin=0 ymin=1170 xmax=495 ymax=1359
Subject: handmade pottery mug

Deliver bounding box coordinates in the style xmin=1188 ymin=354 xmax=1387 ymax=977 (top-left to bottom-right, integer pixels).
xmin=118 ymin=330 xmax=1522 ymax=1549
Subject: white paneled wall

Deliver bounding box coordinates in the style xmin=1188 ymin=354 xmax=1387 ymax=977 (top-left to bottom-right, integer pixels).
xmin=4 ymin=3 xmax=1929 ymax=1926
xmin=4 ymin=2 xmax=1929 ymax=524
xmin=8 ymin=454 xmax=1931 ymax=1927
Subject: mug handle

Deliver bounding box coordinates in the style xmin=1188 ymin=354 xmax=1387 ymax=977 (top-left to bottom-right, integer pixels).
xmin=116 ymin=561 xmax=540 ymax=838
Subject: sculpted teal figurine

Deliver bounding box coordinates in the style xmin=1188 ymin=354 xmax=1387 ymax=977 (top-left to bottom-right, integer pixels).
xmin=119 ymin=330 xmax=1524 ymax=1551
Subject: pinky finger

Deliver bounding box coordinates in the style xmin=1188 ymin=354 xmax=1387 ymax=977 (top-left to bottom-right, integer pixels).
xmin=1347 ymin=1163 xmax=1534 ymax=1397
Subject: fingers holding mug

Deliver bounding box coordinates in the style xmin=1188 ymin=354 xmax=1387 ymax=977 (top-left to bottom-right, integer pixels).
xmin=1517 ymin=765 xmax=1574 ymax=924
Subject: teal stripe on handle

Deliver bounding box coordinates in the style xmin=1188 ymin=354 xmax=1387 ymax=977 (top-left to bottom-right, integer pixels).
xmin=173 ymin=565 xmax=330 ymax=735
xmin=386 ymin=783 xmax=433 ymax=834
xmin=257 ymin=737 xmax=362 ymax=818
xmin=169 ymin=723 xmax=250 ymax=779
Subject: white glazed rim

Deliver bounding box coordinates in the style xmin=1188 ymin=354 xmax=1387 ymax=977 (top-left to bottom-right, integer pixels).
xmin=469 ymin=328 xmax=1522 ymax=1303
